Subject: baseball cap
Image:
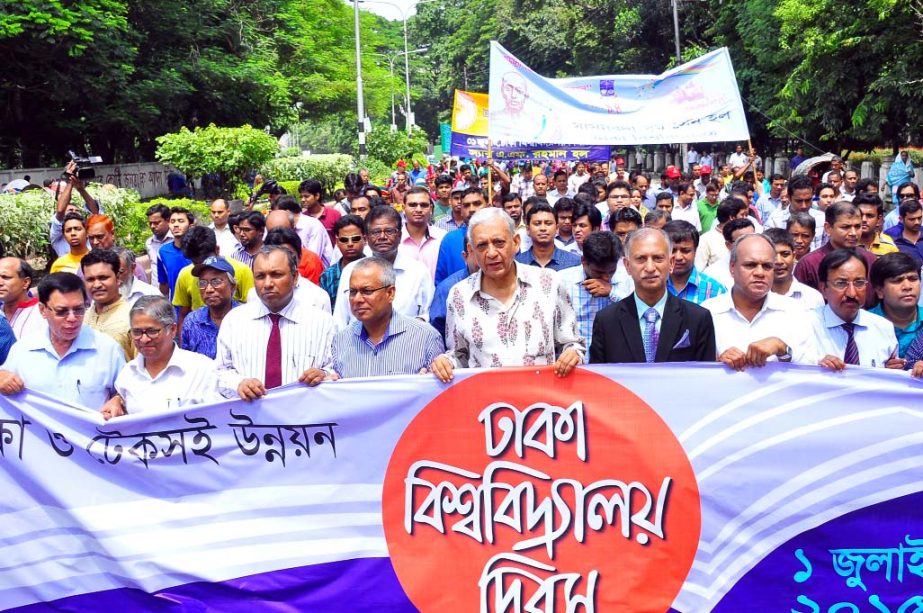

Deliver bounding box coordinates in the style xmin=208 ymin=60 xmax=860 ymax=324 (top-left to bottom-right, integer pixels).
xmin=451 ymin=185 xmax=466 ymax=195
xmin=699 ymin=165 xmax=712 ymax=175
xmin=665 ymin=165 xmax=682 ymax=179
xmin=194 ymin=255 xmax=235 ymax=278
xmin=615 ymin=157 xmax=625 ymax=165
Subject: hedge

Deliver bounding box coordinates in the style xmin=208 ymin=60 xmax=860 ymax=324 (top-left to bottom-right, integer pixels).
xmin=259 ymin=154 xmax=355 ymax=197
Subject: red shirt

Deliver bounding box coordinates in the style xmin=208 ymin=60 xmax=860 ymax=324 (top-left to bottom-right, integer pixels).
xmin=298 ymin=248 xmax=324 ymax=284
xmin=310 ymin=206 xmax=341 ymax=245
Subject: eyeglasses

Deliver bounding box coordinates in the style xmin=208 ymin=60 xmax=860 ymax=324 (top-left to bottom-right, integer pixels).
xmin=338 ymin=235 xmax=364 ymax=244
xmin=348 ymin=285 xmax=392 ymax=298
xmin=827 ymin=279 xmax=869 ymax=291
xmin=608 ymin=194 xmax=630 ymax=200
xmin=130 ymin=327 xmax=165 ymax=339
xmin=49 ymin=306 xmax=87 ymax=319
xmin=197 ymin=278 xmax=227 ymax=289
xmin=368 ymin=228 xmax=399 ymax=237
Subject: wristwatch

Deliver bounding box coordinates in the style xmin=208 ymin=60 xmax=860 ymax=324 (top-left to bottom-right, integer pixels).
xmin=778 ymin=344 xmax=793 ymax=363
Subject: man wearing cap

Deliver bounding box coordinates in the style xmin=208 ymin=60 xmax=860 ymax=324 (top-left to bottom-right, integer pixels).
xmin=181 ymin=255 xmax=241 ymax=359
xmin=693 ymin=165 xmax=713 ymax=199
xmin=609 ymin=158 xmax=629 ymax=183
xmin=660 ymin=166 xmax=682 ymax=200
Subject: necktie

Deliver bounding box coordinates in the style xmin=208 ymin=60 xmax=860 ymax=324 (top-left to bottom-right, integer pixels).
xmin=265 ymin=313 xmax=283 ymax=388
xmin=643 ymin=307 xmax=660 ymax=363
xmin=842 ymin=321 xmax=860 ymax=365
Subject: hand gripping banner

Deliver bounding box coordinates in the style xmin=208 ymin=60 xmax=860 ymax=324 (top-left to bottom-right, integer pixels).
xmin=1 ymin=363 xmax=922 ymax=611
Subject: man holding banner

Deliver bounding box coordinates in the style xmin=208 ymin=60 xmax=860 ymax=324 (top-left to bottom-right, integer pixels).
xmin=430 ymin=208 xmax=584 ymax=381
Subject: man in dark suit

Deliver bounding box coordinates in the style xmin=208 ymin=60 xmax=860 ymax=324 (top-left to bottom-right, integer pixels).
xmin=590 ymin=228 xmax=716 ymax=363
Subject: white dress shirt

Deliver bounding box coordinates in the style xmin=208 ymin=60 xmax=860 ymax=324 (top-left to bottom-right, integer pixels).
xmin=333 ymin=252 xmax=433 ymax=328
xmin=702 ymin=254 xmax=734 ymax=290
xmin=765 ymin=207 xmax=826 ymax=252
xmin=778 ymin=279 xmax=825 ymax=310
xmin=702 ymin=291 xmax=818 ymax=364
xmin=246 ymin=279 xmax=331 ymax=313
xmin=671 ymin=201 xmax=702 ymax=231
xmin=145 ymin=232 xmax=173 ymax=285
xmin=115 ymin=347 xmax=221 ymax=414
xmin=210 ymin=224 xmax=240 ymax=258
xmin=122 ymin=278 xmax=162 ymax=308
xmin=295 ymin=214 xmax=335 ymax=266
xmin=215 ymin=296 xmax=336 ymax=397
xmin=810 ymin=305 xmax=898 ymax=368
xmin=695 ymin=227 xmax=728 ymax=270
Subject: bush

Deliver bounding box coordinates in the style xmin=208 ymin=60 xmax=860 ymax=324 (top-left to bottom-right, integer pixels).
xmin=260 ymin=154 xmax=355 ymax=197
xmin=156 ymin=124 xmax=279 ymax=199
xmin=0 ymin=184 xmax=142 ymax=259
xmin=115 ymin=197 xmax=212 ymax=253
xmin=365 ymin=125 xmax=429 ymax=167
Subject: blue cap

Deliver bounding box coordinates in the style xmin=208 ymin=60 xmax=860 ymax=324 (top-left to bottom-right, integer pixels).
xmin=195 ymin=255 xmax=235 ymax=278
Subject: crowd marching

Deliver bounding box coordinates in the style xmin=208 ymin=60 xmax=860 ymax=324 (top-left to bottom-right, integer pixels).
xmin=0 ymin=146 xmax=921 ymax=417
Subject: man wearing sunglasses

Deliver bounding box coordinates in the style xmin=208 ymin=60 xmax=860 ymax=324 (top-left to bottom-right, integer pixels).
xmin=0 ymin=272 xmax=125 ymax=408
xmin=321 ymin=215 xmax=368 ymax=310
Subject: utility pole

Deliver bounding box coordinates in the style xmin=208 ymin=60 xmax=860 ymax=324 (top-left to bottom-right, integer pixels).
xmin=353 ymin=0 xmax=367 ymax=160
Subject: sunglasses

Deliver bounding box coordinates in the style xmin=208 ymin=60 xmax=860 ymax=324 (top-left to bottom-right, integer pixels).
xmin=338 ymin=236 xmax=364 ymax=244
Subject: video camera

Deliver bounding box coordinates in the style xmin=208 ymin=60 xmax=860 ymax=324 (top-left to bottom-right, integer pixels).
xmin=65 ymin=150 xmax=104 ymax=181
xmin=248 ymin=179 xmax=280 ymax=206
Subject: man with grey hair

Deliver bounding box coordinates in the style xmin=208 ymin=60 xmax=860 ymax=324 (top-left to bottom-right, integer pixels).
xmin=181 ymin=256 xmax=240 ymax=359
xmin=100 ymin=295 xmax=221 ymax=419
xmin=216 ymin=245 xmax=335 ymax=399
xmin=702 ymin=233 xmax=818 ymax=369
xmin=327 ymin=256 xmax=444 ymax=379
xmin=590 ymin=228 xmax=716 ymax=363
xmin=112 ymin=247 xmax=160 ymax=308
xmin=429 ymin=208 xmax=585 ymax=381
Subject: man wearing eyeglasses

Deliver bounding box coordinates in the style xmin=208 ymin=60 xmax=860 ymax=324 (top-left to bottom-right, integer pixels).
xmin=0 ymin=272 xmax=125 ymax=408
xmin=333 ymin=206 xmax=433 ymax=329
xmin=327 ymin=257 xmax=444 ymax=379
xmin=181 ymin=256 xmax=240 ymax=359
xmin=793 ymin=202 xmax=878 ymax=308
xmin=399 ymin=187 xmax=446 ymax=281
xmin=811 ymin=249 xmax=898 ymax=370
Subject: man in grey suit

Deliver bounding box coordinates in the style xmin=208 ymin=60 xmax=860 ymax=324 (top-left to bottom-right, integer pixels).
xmin=590 ymin=228 xmax=716 ymax=364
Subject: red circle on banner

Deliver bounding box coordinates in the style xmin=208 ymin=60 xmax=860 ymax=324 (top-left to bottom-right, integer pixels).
xmin=382 ymin=368 xmax=701 ymax=613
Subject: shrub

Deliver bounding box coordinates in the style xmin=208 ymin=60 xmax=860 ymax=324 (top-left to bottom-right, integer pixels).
xmin=115 ymin=198 xmax=212 ymax=253
xmin=260 ymin=154 xmax=355 ymax=197
xmin=156 ymin=124 xmax=279 ymax=199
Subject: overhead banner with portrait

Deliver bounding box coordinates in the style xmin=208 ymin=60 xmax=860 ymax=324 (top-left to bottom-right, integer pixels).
xmin=488 ymin=41 xmax=751 ymax=145
xmin=1 ymin=364 xmax=922 ymax=612
xmin=450 ymin=89 xmax=610 ymax=161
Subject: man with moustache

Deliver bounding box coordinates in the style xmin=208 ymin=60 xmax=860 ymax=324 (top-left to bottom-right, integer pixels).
xmin=0 ymin=257 xmax=45 ymax=339
xmin=811 ymin=249 xmax=898 ymax=370
xmin=435 ymin=188 xmax=491 ymax=284
xmin=81 ymin=249 xmax=136 ymax=360
xmin=181 ymin=256 xmax=240 ymax=359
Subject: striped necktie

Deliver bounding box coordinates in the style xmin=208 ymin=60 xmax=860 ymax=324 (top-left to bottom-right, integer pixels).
xmin=841 ymin=321 xmax=860 ymax=365
xmin=265 ymin=313 xmax=283 ymax=388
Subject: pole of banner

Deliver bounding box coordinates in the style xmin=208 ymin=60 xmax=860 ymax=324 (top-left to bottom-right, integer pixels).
xmin=487 ymin=139 xmax=493 ymax=203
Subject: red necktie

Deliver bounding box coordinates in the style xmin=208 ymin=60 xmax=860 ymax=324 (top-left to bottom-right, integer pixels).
xmin=265 ymin=313 xmax=282 ymax=388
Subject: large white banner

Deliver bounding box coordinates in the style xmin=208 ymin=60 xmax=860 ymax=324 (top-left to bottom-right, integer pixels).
xmin=488 ymin=41 xmax=750 ymax=145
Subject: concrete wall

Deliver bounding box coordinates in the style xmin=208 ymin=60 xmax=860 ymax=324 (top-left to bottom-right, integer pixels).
xmin=1 ymin=162 xmax=173 ymax=199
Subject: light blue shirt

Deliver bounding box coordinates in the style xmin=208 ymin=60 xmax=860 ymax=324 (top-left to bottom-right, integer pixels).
xmin=2 ymin=325 xmax=125 ymax=408
xmin=810 ymin=305 xmax=898 ymax=368
xmin=633 ymin=291 xmax=668 ymax=338
xmin=332 ymin=312 xmax=445 ymax=378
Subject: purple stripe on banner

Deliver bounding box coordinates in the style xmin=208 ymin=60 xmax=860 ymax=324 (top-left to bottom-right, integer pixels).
xmin=450 ymin=132 xmax=610 ymax=161
xmin=7 ymin=557 xmax=417 ymax=613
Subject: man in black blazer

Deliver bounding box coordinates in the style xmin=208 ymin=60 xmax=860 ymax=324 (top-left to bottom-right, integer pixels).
xmin=590 ymin=228 xmax=716 ymax=363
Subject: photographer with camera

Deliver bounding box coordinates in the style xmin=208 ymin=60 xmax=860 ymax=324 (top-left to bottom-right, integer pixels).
xmin=247 ymin=179 xmax=284 ymax=210
xmin=49 ymin=160 xmax=101 ymax=257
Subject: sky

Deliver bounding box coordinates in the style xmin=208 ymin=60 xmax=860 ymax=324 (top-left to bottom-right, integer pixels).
xmin=344 ymin=0 xmax=421 ymax=21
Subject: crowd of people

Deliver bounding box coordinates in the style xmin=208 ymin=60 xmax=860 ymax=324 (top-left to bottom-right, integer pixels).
xmin=0 ymin=147 xmax=921 ymax=418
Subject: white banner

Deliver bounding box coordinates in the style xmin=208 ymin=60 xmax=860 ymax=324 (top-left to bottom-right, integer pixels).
xmin=488 ymin=41 xmax=750 ymax=145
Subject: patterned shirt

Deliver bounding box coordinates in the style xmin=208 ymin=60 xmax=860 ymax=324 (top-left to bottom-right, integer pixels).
xmin=436 ymin=215 xmax=465 ymax=233
xmin=181 ymin=302 xmax=241 ymax=359
xmin=331 ymin=312 xmax=445 ymax=378
xmin=667 ymin=268 xmax=727 ymax=305
xmin=231 ymin=243 xmax=257 ymax=269
xmin=444 ymin=263 xmax=586 ymax=368
xmin=320 ymin=262 xmax=345 ymax=310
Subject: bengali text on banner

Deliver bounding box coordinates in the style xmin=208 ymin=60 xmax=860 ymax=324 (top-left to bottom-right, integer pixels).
xmin=1 ymin=363 xmax=922 ymax=612
xmin=488 ymin=41 xmax=751 ymax=146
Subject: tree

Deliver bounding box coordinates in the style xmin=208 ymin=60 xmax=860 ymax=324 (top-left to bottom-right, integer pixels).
xmin=155 ymin=124 xmax=278 ymax=198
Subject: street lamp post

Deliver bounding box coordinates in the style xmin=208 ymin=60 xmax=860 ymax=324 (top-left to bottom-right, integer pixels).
xmin=375 ymin=48 xmax=428 ymax=133
xmin=360 ymin=0 xmax=438 ymax=135
xmin=352 ymin=0 xmax=367 ymax=160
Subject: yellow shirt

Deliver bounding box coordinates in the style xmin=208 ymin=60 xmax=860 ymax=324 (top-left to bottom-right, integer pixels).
xmin=50 ymin=252 xmax=87 ymax=274
xmin=171 ymin=260 xmax=254 ymax=311
xmin=85 ymin=297 xmax=136 ymax=361
xmin=867 ymin=232 xmax=899 ymax=256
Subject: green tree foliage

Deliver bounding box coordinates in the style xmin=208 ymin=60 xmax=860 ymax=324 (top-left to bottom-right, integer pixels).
xmin=155 ymin=124 xmax=278 ymax=197
xmin=365 ymin=125 xmax=430 ymax=166
xmin=0 ymin=0 xmax=400 ymax=167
